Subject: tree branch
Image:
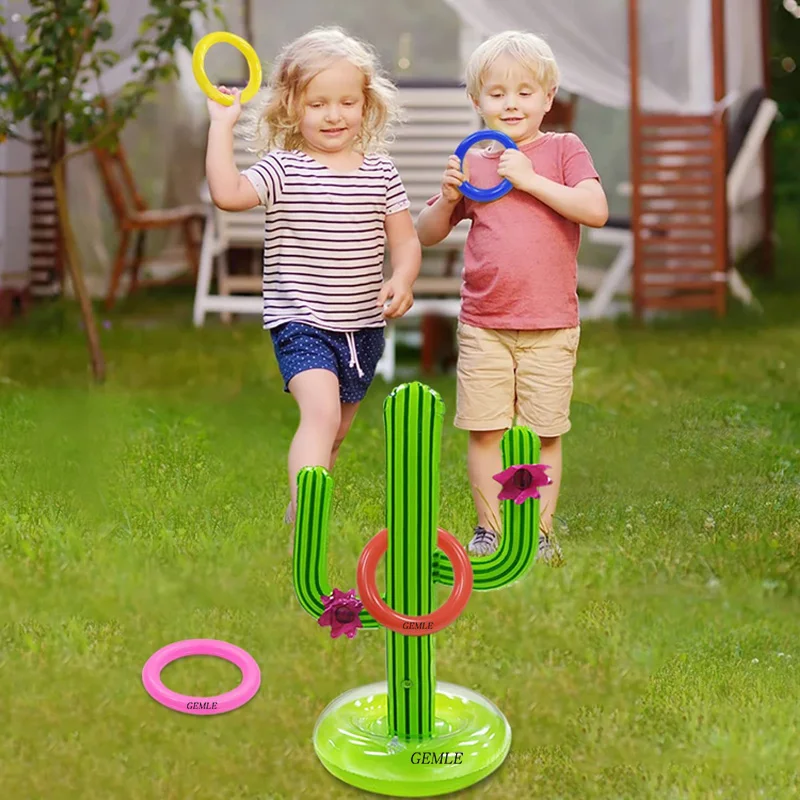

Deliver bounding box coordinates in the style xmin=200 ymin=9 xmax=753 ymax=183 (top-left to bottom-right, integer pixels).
xmin=0 ymin=31 xmax=23 ymax=87
xmin=61 ymin=0 xmax=104 ymax=102
xmin=60 ymin=117 xmax=123 ymax=163
xmin=0 ymin=168 xmax=51 ymax=179
xmin=1 ymin=128 xmax=38 ymax=146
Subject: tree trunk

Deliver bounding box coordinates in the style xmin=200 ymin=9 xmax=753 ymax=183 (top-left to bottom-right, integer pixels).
xmin=242 ymin=0 xmax=254 ymax=53
xmin=51 ymin=159 xmax=107 ymax=383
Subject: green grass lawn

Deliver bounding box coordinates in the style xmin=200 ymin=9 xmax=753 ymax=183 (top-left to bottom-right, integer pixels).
xmin=1 ymin=271 xmax=799 ymax=798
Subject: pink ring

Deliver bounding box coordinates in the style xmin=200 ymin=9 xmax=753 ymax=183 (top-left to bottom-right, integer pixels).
xmin=142 ymin=639 xmax=260 ymax=715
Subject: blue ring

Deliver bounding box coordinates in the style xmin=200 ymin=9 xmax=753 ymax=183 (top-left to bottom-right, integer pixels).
xmin=454 ymin=130 xmax=519 ymax=202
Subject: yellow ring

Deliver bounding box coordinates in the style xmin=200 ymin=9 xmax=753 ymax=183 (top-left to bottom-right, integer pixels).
xmin=192 ymin=32 xmax=262 ymax=106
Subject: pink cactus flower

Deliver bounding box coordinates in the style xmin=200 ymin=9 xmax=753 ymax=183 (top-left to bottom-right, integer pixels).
xmin=318 ymin=588 xmax=364 ymax=639
xmin=493 ymin=464 xmax=552 ymax=504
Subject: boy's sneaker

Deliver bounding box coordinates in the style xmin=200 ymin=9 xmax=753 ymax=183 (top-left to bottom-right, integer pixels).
xmin=468 ymin=526 xmax=500 ymax=556
xmin=537 ymin=526 xmax=564 ymax=566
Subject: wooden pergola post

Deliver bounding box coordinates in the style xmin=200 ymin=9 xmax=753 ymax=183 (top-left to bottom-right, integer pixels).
xmin=710 ymin=0 xmax=729 ymax=317
xmin=759 ymin=0 xmax=775 ymax=278
xmin=627 ymin=0 xmax=643 ymax=320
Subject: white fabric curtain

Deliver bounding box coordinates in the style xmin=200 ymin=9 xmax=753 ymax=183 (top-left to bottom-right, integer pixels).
xmin=439 ymin=0 xmax=762 ymax=114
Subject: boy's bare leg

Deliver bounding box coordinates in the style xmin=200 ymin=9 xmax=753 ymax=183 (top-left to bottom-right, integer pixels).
xmin=537 ymin=435 xmax=562 ymax=533
xmin=467 ymin=428 xmax=505 ymax=555
xmin=467 ymin=429 xmax=566 ymax=562
xmin=537 ymin=434 xmax=565 ymax=565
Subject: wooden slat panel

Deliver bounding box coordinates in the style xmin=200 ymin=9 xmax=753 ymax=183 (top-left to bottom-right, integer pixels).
xmin=640 ymin=165 xmax=713 ymax=174
xmin=639 ymin=176 xmax=713 ymax=186
xmin=641 ymin=279 xmax=722 ymax=290
xmin=642 ymin=207 xmax=713 ymax=218
xmin=631 ymin=108 xmax=727 ymax=316
xmin=641 ymin=159 xmax=713 ymax=171
xmin=414 ymin=276 xmax=462 ymax=295
xmin=640 ymin=220 xmax=714 ymax=230
xmin=640 ymin=123 xmax=714 ymax=134
xmin=28 ymin=133 xmax=63 ymax=297
xmin=400 ymin=106 xmax=474 ymax=121
xmin=640 ymin=234 xmax=715 ymax=245
xmin=390 ymin=124 xmax=476 ymax=139
xmin=641 ymin=292 xmax=720 ymax=311
xmin=640 ymin=206 xmax=712 ymax=219
xmin=639 ymin=188 xmax=714 ymax=199
xmin=392 ymin=154 xmax=460 ymax=169
xmin=640 ymin=146 xmax=713 ymax=157
xmin=639 ymin=270 xmax=720 ymax=281
xmin=640 ymin=113 xmax=714 ymax=126
xmin=641 ymin=242 xmax=714 ymax=254
xmin=394 ymin=87 xmax=470 ymax=105
xmin=638 ymin=258 xmax=716 ymax=269
xmin=640 ymin=130 xmax=716 ymax=142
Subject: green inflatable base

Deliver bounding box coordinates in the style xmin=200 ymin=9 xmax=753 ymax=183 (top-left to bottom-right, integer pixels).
xmin=313 ymin=681 xmax=511 ymax=797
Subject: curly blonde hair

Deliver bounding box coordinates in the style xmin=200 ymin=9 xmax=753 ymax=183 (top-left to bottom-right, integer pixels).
xmin=244 ymin=26 xmax=401 ymax=156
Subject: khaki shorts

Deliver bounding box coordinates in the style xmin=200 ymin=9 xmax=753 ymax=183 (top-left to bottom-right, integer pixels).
xmin=454 ymin=322 xmax=580 ymax=436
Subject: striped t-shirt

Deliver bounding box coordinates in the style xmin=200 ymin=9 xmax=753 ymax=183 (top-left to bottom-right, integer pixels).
xmin=242 ymin=149 xmax=410 ymax=331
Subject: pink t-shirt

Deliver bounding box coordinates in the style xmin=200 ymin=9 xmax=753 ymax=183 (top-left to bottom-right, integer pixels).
xmin=427 ymin=132 xmax=600 ymax=330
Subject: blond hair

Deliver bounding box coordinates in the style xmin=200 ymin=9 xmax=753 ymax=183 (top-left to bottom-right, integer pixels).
xmin=465 ymin=31 xmax=560 ymax=100
xmin=244 ymin=26 xmax=400 ymax=155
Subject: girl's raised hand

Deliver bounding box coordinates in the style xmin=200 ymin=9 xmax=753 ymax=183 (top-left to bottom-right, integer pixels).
xmin=207 ymin=86 xmax=242 ymax=125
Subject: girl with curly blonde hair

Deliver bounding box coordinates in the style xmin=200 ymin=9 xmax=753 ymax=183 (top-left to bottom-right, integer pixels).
xmin=206 ymin=26 xmax=421 ymax=541
xmin=248 ymin=26 xmax=402 ymax=155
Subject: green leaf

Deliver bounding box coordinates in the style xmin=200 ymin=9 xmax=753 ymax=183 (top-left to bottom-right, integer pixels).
xmin=96 ymin=20 xmax=113 ymax=41
xmin=0 ymin=0 xmax=224 ymax=156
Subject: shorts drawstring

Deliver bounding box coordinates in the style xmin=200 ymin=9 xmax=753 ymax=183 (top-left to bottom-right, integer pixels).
xmin=345 ymin=331 xmax=365 ymax=378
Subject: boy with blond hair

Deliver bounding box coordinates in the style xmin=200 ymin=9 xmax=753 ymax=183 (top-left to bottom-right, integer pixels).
xmin=417 ymin=31 xmax=608 ymax=562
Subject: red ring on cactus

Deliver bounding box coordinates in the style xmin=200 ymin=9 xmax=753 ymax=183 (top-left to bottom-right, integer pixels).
xmin=356 ymin=528 xmax=473 ymax=636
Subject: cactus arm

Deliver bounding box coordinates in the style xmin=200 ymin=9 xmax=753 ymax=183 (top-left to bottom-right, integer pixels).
xmin=293 ymin=426 xmax=540 ymax=619
xmin=433 ymin=427 xmax=540 ymax=590
xmin=292 ymin=466 xmax=381 ymax=629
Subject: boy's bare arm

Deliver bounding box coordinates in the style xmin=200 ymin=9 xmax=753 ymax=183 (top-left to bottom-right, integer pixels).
xmin=416 ymin=154 xmax=466 ymax=245
xmin=416 ymin=196 xmax=459 ymax=246
xmin=522 ymin=176 xmax=608 ymax=228
xmin=497 ymin=149 xmax=608 ymax=228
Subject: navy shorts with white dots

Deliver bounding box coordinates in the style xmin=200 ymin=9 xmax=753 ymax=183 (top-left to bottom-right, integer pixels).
xmin=270 ymin=321 xmax=385 ymax=403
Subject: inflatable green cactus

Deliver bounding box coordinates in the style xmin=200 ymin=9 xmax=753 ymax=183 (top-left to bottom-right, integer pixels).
xmin=292 ymin=382 xmax=542 ymax=797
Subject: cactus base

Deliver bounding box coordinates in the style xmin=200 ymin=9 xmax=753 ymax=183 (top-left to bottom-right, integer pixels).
xmin=313 ymin=680 xmax=511 ymax=797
